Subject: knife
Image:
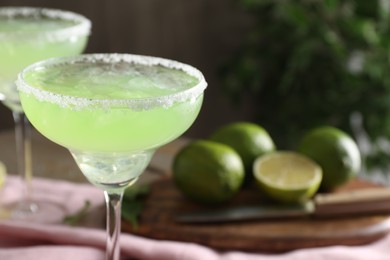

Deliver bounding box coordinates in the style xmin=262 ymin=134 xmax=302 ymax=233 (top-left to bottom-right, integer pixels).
xmin=176 ymin=187 xmax=390 ymax=223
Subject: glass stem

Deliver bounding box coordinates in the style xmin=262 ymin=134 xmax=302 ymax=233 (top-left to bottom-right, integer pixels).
xmin=104 ymin=190 xmax=124 ymax=260
xmin=12 ymin=111 xmax=34 ymax=209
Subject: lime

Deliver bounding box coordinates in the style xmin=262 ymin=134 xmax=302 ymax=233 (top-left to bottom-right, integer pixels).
xmin=0 ymin=161 xmax=6 ymax=188
xmin=210 ymin=122 xmax=275 ymax=183
xmin=298 ymin=126 xmax=361 ymax=191
xmin=173 ymin=140 xmax=244 ymax=205
xmin=253 ymin=151 xmax=322 ymax=204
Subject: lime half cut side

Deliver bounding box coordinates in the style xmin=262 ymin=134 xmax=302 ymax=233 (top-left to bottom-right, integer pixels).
xmin=253 ymin=151 xmax=322 ymax=204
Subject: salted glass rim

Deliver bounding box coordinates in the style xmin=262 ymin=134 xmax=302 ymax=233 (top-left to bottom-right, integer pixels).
xmin=16 ymin=53 xmax=208 ymax=111
xmin=0 ymin=6 xmax=91 ymax=40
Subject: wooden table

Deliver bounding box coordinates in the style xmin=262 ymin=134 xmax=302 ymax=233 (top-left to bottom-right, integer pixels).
xmin=2 ymin=128 xmax=390 ymax=252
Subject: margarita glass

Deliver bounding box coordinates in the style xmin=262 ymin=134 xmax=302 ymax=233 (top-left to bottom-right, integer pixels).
xmin=16 ymin=54 xmax=207 ymax=259
xmin=0 ymin=7 xmax=91 ymax=217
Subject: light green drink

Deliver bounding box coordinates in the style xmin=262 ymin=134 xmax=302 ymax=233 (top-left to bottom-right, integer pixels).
xmin=0 ymin=7 xmax=91 ymax=220
xmin=19 ymin=55 xmax=204 ymax=189
xmin=17 ymin=54 xmax=207 ymax=260
xmin=20 ymin=60 xmax=203 ymax=153
xmin=0 ymin=7 xmax=90 ymax=111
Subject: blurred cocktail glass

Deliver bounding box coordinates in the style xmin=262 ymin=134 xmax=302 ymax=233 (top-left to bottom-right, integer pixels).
xmin=16 ymin=53 xmax=207 ymax=259
xmin=0 ymin=7 xmax=91 ymax=219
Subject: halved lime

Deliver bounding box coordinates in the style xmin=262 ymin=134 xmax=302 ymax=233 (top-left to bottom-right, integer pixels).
xmin=253 ymin=151 xmax=322 ymax=204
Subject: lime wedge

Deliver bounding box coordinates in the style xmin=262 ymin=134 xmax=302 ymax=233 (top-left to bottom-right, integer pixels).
xmin=253 ymin=151 xmax=322 ymax=204
xmin=0 ymin=161 xmax=6 ymax=188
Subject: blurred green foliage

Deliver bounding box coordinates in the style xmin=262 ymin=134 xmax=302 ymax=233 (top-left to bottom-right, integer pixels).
xmin=220 ymin=0 xmax=390 ymax=156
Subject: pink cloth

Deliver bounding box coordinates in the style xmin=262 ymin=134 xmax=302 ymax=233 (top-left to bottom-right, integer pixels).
xmin=1 ymin=220 xmax=390 ymax=260
xmin=1 ymin=176 xmax=390 ymax=260
xmin=1 ymin=176 xmax=104 ymax=225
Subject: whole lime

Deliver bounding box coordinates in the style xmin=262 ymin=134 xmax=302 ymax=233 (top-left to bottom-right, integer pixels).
xmin=298 ymin=126 xmax=361 ymax=191
xmin=210 ymin=122 xmax=275 ymax=183
xmin=173 ymin=140 xmax=244 ymax=205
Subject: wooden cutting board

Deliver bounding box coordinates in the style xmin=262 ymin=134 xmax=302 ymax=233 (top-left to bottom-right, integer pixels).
xmin=122 ymin=178 xmax=390 ymax=252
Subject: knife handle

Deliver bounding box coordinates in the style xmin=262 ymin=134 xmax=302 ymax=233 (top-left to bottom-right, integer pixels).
xmin=314 ymin=188 xmax=390 ymax=217
xmin=315 ymin=188 xmax=390 ymax=205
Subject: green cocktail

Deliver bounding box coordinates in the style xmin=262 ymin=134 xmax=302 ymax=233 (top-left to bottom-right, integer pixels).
xmin=0 ymin=7 xmax=91 ymax=218
xmin=0 ymin=7 xmax=90 ymax=111
xmin=17 ymin=54 xmax=207 ymax=259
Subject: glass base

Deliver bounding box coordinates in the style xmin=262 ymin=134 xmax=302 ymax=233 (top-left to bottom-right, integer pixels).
xmin=12 ymin=200 xmax=39 ymax=217
xmin=4 ymin=200 xmax=66 ymax=224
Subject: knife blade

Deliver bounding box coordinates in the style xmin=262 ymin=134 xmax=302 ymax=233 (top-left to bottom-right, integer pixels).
xmin=176 ymin=187 xmax=390 ymax=223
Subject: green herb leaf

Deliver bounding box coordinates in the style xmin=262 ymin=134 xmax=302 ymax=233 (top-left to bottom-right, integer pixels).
xmin=122 ymin=200 xmax=143 ymax=230
xmin=121 ymin=184 xmax=150 ymax=230
xmin=123 ymin=184 xmax=149 ymax=201
xmin=63 ymin=200 xmax=91 ymax=226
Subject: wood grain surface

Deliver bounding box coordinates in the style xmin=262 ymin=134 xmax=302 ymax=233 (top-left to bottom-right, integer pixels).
xmin=122 ymin=178 xmax=390 ymax=253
